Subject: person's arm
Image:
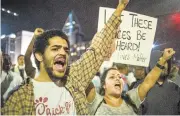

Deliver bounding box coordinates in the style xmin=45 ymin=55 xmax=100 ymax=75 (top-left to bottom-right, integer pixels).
xmin=138 ymin=48 xmax=175 ymax=101
xmin=25 ymin=28 xmax=44 ymax=78
xmin=69 ymin=0 xmax=128 ymax=89
xmin=84 ymin=0 xmax=129 ymax=102
xmin=86 ymin=82 xmax=96 ymax=103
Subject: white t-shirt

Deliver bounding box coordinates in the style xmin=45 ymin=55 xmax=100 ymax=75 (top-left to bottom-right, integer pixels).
xmin=32 ymin=79 xmax=76 ymax=115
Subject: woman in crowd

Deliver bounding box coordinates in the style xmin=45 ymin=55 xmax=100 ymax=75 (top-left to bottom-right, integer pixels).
xmin=86 ymin=48 xmax=175 ymax=115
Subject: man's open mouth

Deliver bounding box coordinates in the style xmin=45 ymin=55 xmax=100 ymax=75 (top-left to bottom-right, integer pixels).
xmin=53 ymin=57 xmax=66 ymax=72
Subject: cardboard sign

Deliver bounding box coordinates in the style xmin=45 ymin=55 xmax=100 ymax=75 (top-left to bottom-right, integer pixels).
xmin=98 ymin=7 xmax=158 ymax=67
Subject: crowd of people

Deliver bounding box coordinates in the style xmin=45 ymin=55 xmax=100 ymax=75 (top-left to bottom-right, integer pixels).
xmin=1 ymin=0 xmax=180 ymax=115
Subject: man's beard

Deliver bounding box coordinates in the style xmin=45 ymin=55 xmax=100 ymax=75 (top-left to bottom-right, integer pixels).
xmin=44 ymin=61 xmax=68 ymax=86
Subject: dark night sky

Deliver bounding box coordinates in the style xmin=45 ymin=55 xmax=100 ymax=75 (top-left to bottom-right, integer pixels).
xmin=1 ymin=0 xmax=180 ymax=59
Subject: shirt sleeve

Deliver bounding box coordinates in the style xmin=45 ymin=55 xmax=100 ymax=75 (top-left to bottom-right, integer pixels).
xmin=126 ymin=86 xmax=142 ymax=109
xmin=3 ymin=72 xmax=23 ymax=101
xmin=87 ymin=92 xmax=103 ymax=115
xmin=1 ymin=90 xmax=22 ymax=115
xmin=69 ymin=13 xmax=121 ymax=89
xmin=1 ymin=82 xmax=34 ymax=115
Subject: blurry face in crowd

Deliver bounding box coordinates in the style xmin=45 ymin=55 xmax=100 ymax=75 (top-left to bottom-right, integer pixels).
xmin=18 ymin=56 xmax=24 ymax=66
xmin=42 ymin=36 xmax=69 ymax=78
xmin=104 ymin=69 xmax=124 ymax=98
xmin=134 ymin=66 xmax=145 ymax=80
xmin=118 ymin=67 xmax=129 ymax=75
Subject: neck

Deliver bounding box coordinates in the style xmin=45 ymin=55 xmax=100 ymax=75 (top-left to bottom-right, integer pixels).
xmin=104 ymin=94 xmax=123 ymax=107
xmin=35 ymin=66 xmax=52 ymax=82
xmin=35 ymin=65 xmax=66 ymax=87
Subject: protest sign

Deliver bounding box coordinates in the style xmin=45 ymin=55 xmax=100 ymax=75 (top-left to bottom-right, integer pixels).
xmin=98 ymin=7 xmax=158 ymax=67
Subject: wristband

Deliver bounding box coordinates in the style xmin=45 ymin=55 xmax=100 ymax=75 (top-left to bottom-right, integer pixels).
xmin=156 ymin=63 xmax=165 ymax=69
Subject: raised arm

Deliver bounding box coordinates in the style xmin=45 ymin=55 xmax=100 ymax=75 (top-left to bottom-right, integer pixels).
xmin=69 ymin=0 xmax=129 ymax=90
xmin=25 ymin=28 xmax=44 ymax=78
xmin=82 ymin=0 xmax=129 ymax=103
xmin=138 ymin=48 xmax=175 ymax=101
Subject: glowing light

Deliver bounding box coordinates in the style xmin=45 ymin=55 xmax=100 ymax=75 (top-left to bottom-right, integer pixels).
xmin=171 ymin=13 xmax=180 ymax=24
xmin=13 ymin=13 xmax=18 ymax=16
xmin=2 ymin=8 xmax=19 ymax=16
xmin=1 ymin=35 xmax=6 ymax=39
xmin=9 ymin=33 xmax=16 ymax=38
xmin=2 ymin=8 xmax=5 ymax=11
xmin=7 ymin=10 xmax=11 ymax=13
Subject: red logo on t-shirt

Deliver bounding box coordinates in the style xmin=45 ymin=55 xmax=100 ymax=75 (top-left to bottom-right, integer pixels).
xmin=35 ymin=97 xmax=72 ymax=115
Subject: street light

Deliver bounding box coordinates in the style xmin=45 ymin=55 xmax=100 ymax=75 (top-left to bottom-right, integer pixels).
xmin=1 ymin=8 xmax=5 ymax=11
xmin=1 ymin=8 xmax=19 ymax=16
xmin=7 ymin=10 xmax=11 ymax=14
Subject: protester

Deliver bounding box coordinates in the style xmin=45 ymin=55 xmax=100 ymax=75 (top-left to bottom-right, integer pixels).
xmin=13 ymin=54 xmax=27 ymax=80
xmin=1 ymin=53 xmax=22 ymax=107
xmin=134 ymin=50 xmax=180 ymax=115
xmin=134 ymin=66 xmax=146 ymax=80
xmin=169 ymin=64 xmax=180 ymax=86
xmin=129 ymin=66 xmax=146 ymax=89
xmin=86 ymin=48 xmax=175 ymax=115
xmin=1 ymin=0 xmax=129 ymax=115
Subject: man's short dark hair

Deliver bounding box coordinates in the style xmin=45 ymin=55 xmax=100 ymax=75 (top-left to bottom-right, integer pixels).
xmin=17 ymin=54 xmax=24 ymax=60
xmin=33 ymin=29 xmax=70 ymax=70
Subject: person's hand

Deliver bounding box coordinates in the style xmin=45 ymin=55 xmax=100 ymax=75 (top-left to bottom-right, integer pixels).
xmin=117 ymin=0 xmax=129 ymax=11
xmin=34 ymin=28 xmax=44 ymax=36
xmin=119 ymin=0 xmax=129 ymax=8
xmin=162 ymin=48 xmax=175 ymax=61
xmin=114 ymin=0 xmax=129 ymax=17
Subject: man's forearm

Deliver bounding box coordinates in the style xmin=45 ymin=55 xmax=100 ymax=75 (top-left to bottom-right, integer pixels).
xmin=25 ymin=36 xmax=36 ymax=57
xmin=25 ymin=35 xmax=36 ymax=78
